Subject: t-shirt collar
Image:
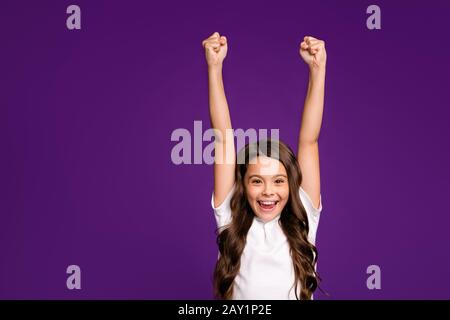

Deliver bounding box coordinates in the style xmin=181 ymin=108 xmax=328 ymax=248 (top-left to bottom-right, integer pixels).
xmin=254 ymin=213 xmax=282 ymax=226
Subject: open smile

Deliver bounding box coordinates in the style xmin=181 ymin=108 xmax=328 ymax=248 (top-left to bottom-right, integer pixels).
xmin=257 ymin=200 xmax=279 ymax=212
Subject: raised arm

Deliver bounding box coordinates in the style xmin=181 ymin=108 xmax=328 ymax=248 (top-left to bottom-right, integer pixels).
xmin=202 ymin=32 xmax=235 ymax=208
xmin=297 ymin=36 xmax=327 ymax=209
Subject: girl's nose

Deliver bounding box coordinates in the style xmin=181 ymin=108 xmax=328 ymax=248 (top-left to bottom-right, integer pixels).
xmin=262 ymin=185 xmax=274 ymax=196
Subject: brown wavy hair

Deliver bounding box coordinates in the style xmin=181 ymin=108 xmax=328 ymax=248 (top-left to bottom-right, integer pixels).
xmin=213 ymin=138 xmax=320 ymax=299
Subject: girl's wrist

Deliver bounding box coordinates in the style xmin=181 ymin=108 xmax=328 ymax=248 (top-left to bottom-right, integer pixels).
xmin=309 ymin=65 xmax=326 ymax=78
xmin=208 ymin=64 xmax=223 ymax=74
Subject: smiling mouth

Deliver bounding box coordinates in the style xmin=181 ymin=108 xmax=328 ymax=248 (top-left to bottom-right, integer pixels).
xmin=257 ymin=200 xmax=279 ymax=212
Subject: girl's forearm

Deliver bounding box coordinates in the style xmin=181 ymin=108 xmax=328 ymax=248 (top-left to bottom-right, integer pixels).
xmin=208 ymin=66 xmax=232 ymax=143
xmin=299 ymin=68 xmax=326 ymax=144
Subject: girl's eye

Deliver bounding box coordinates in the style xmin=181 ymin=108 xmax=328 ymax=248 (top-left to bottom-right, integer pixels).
xmin=275 ymin=179 xmax=285 ymax=184
xmin=252 ymin=179 xmax=262 ymax=184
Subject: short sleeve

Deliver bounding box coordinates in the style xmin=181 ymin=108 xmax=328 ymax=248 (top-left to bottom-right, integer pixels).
xmin=211 ymin=184 xmax=235 ymax=229
xmin=299 ymin=186 xmax=322 ymax=245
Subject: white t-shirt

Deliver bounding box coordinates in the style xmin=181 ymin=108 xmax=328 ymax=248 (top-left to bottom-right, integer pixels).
xmin=211 ymin=185 xmax=322 ymax=300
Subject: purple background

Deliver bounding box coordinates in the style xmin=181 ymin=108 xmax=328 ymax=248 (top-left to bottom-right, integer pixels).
xmin=1 ymin=0 xmax=449 ymax=299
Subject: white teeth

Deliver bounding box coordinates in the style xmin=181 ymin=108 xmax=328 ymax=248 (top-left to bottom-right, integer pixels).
xmin=260 ymin=201 xmax=276 ymax=205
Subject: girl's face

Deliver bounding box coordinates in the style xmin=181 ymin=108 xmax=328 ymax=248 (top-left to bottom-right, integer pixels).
xmin=244 ymin=156 xmax=290 ymax=222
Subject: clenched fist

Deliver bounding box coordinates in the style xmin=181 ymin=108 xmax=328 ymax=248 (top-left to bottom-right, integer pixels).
xmin=202 ymin=32 xmax=228 ymax=68
xmin=299 ymin=36 xmax=326 ymax=70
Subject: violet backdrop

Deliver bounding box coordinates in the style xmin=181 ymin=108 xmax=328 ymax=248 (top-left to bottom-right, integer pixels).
xmin=1 ymin=0 xmax=449 ymax=299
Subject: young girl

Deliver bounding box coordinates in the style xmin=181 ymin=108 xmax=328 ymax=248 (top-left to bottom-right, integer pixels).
xmin=202 ymin=32 xmax=326 ymax=300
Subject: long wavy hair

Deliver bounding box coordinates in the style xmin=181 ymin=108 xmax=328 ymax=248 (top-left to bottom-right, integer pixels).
xmin=213 ymin=138 xmax=320 ymax=300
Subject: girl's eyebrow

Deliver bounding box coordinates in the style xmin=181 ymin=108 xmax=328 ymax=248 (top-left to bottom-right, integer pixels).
xmin=248 ymin=174 xmax=287 ymax=179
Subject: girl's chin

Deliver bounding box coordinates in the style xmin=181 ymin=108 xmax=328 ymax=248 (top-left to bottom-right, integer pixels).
xmin=254 ymin=206 xmax=282 ymax=220
xmin=251 ymin=201 xmax=285 ymax=221
xmin=254 ymin=212 xmax=280 ymax=222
